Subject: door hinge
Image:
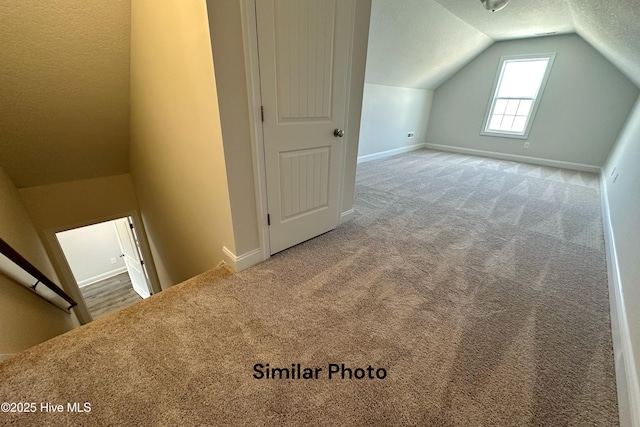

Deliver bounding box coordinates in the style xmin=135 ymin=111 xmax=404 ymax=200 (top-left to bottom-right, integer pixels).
xmin=261 ymin=106 xmax=264 ymax=122
xmin=140 ymin=260 xmax=145 ymax=266
xmin=129 ymin=223 xmax=134 ymax=229
xmin=267 ymin=214 xmax=271 ymax=226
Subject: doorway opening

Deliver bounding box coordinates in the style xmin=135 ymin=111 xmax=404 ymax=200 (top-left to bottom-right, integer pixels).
xmin=56 ymin=216 xmax=152 ymax=319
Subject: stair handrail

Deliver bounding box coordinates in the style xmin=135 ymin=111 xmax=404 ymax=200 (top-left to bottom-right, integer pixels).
xmin=0 ymin=237 xmax=77 ymax=311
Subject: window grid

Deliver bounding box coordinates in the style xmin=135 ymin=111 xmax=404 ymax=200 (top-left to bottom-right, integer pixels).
xmin=481 ymin=53 xmax=555 ymax=139
xmin=487 ymin=97 xmax=534 ymax=133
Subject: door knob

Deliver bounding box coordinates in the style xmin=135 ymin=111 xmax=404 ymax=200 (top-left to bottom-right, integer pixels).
xmin=334 ymin=128 xmax=345 ymax=137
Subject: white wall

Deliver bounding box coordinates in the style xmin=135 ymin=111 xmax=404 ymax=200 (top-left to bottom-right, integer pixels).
xmin=358 ymin=84 xmax=432 ymax=161
xmin=0 ymin=167 xmax=78 ymax=357
xmin=602 ymin=95 xmax=640 ymax=424
xmin=427 ymin=34 xmax=639 ymax=169
xmin=130 ymin=0 xmax=235 ymax=288
xmin=340 ymin=0 xmax=373 ymax=219
xmin=56 ymin=221 xmax=126 ymax=287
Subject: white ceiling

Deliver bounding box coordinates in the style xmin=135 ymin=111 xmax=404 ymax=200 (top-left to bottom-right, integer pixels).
xmin=434 ymin=0 xmax=576 ymax=40
xmin=567 ymin=0 xmax=640 ymax=88
xmin=366 ymin=0 xmax=640 ymax=90
xmin=365 ymin=0 xmax=493 ymax=89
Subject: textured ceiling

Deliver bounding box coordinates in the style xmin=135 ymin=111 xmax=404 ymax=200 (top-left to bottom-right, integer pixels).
xmin=0 ymin=0 xmax=638 ymax=188
xmin=0 ymin=0 xmax=131 ymax=188
xmin=366 ymin=0 xmax=640 ymax=90
xmin=365 ymin=0 xmax=492 ymax=89
xmin=434 ymin=0 xmax=575 ymax=40
xmin=567 ymin=0 xmax=640 ymax=89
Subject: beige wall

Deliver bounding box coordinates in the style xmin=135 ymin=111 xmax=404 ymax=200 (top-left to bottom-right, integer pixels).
xmin=130 ymin=0 xmax=235 ymax=288
xmin=206 ymin=0 xmax=260 ymax=257
xmin=128 ymin=0 xmax=369 ymax=278
xmin=0 ymin=167 xmax=78 ymax=357
xmin=19 ymin=174 xmax=139 ymax=232
xmin=18 ymin=174 xmax=143 ymax=324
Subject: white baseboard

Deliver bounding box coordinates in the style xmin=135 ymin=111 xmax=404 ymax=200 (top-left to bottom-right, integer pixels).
xmin=222 ymin=246 xmax=264 ymax=272
xmin=424 ymin=143 xmax=601 ymax=173
xmin=601 ymin=174 xmax=640 ymax=427
xmin=340 ymin=209 xmax=355 ymax=224
xmin=78 ymin=266 xmax=128 ymax=288
xmin=357 ymin=143 xmax=426 ymax=164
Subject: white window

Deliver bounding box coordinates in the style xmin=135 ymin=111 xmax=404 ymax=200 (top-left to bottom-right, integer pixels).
xmin=482 ymin=53 xmax=555 ymax=139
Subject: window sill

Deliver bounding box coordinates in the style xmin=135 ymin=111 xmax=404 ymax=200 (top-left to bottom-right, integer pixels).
xmin=480 ymin=130 xmax=529 ymax=140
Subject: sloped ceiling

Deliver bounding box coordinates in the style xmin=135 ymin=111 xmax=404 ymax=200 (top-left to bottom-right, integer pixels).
xmin=434 ymin=0 xmax=575 ymax=40
xmin=366 ymin=0 xmax=640 ymax=90
xmin=567 ymin=0 xmax=640 ymax=89
xmin=0 ymin=0 xmax=638 ymax=189
xmin=0 ymin=0 xmax=130 ymax=188
xmin=365 ymin=0 xmax=492 ymax=89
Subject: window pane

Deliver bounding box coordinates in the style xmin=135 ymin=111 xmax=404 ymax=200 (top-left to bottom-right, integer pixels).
xmin=516 ymin=99 xmax=533 ymax=116
xmin=505 ymin=99 xmax=519 ymax=115
xmin=489 ymin=115 xmax=503 ymax=130
xmin=512 ymin=116 xmax=527 ymax=132
xmin=484 ymin=54 xmax=553 ymax=137
xmin=500 ymin=115 xmax=515 ymax=131
xmin=497 ymin=59 xmax=549 ymax=98
xmin=493 ymin=99 xmax=508 ymax=115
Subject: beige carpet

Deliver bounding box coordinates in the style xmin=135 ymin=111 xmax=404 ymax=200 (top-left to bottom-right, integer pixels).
xmin=0 ymin=150 xmax=618 ymax=426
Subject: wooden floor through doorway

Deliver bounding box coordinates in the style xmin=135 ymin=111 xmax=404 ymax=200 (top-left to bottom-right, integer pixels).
xmin=81 ymin=272 xmax=142 ymax=319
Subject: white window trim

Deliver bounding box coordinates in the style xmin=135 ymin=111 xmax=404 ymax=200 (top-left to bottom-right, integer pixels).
xmin=481 ymin=53 xmax=556 ymax=140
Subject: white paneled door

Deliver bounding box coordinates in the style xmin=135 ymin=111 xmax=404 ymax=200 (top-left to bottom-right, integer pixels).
xmin=114 ymin=218 xmax=151 ymax=299
xmin=256 ymin=0 xmax=355 ymax=254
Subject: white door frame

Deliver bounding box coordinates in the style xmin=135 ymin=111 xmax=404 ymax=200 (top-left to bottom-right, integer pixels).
xmin=44 ymin=210 xmax=161 ymax=324
xmin=239 ymin=0 xmax=355 ymax=259
xmin=240 ymin=0 xmax=271 ymax=261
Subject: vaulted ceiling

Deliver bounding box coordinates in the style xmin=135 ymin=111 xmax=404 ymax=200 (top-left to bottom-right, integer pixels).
xmin=1 ymin=1 xmax=639 ymax=189
xmin=366 ymin=0 xmax=640 ymax=90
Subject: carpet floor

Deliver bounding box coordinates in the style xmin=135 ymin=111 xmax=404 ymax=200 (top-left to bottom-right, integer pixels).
xmin=0 ymin=150 xmax=618 ymax=426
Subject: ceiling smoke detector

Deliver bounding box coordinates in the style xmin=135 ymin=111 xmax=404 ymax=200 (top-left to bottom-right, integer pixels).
xmin=481 ymin=0 xmax=510 ymax=12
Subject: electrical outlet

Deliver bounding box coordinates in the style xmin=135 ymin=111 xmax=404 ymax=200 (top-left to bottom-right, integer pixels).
xmin=613 ymin=173 xmax=620 ymax=184
xmin=611 ymin=167 xmax=617 ymax=176
xmin=110 ymin=257 xmax=117 ymax=264
xmin=523 ymin=142 xmax=530 ymax=149
xmin=407 ymin=132 xmax=415 ymax=138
